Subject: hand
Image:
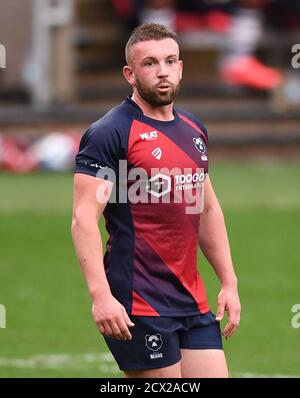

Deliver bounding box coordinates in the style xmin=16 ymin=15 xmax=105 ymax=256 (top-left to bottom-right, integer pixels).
xmin=92 ymin=294 xmax=135 ymax=341
xmin=215 ymin=285 xmax=241 ymax=339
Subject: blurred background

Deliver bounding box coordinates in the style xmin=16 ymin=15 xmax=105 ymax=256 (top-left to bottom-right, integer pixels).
xmin=0 ymin=0 xmax=299 ymax=378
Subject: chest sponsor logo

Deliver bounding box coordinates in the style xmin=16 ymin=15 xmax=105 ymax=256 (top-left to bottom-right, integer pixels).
xmin=151 ymin=147 xmax=162 ymax=160
xmin=146 ymin=173 xmax=171 ymax=197
xmin=174 ymin=172 xmax=207 ymax=191
xmin=139 ymin=130 xmax=158 ymax=141
xmin=145 ymin=171 xmax=207 ymax=197
xmin=193 ymin=137 xmax=206 ymax=153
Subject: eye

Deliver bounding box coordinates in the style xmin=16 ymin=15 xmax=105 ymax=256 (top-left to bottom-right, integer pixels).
xmin=167 ymin=59 xmax=176 ymax=64
xmin=144 ymin=61 xmax=154 ymax=67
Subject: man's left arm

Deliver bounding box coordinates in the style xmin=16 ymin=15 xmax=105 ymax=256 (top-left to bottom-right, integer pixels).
xmin=199 ymin=176 xmax=241 ymax=339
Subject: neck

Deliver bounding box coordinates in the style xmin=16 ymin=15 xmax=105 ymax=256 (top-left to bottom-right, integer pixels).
xmin=131 ymin=92 xmax=174 ymax=122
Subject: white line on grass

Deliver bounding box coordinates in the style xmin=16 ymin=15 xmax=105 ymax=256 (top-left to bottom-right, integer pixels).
xmin=231 ymin=371 xmax=299 ymax=379
xmin=0 ymin=353 xmax=299 ymax=378
xmin=0 ymin=353 xmax=120 ymax=374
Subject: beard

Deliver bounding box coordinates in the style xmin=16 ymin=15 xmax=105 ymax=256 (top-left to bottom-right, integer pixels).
xmin=135 ymin=77 xmax=180 ymax=107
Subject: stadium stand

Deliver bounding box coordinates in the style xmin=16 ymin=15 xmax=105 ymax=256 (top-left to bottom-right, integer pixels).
xmin=0 ymin=0 xmax=299 ymax=172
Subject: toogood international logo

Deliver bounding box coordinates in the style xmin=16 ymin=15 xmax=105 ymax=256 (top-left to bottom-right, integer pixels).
xmin=0 ymin=44 xmax=6 ymax=69
xmin=145 ymin=334 xmax=163 ymax=351
xmin=146 ymin=173 xmax=171 ymax=197
xmin=174 ymin=172 xmax=206 ymax=191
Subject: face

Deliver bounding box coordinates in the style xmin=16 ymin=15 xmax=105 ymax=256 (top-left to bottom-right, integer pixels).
xmin=124 ymin=38 xmax=183 ymax=107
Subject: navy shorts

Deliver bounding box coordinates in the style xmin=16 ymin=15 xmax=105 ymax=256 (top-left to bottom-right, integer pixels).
xmin=103 ymin=311 xmax=223 ymax=371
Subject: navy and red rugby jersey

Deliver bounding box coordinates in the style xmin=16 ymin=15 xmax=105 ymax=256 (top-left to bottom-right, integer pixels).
xmin=75 ymin=96 xmax=210 ymax=317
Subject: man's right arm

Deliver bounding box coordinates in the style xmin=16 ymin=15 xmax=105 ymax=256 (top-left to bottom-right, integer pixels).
xmin=71 ymin=173 xmax=134 ymax=341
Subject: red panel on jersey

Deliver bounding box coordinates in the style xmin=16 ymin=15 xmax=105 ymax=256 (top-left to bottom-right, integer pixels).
xmin=128 ymin=119 xmax=210 ymax=314
xmin=132 ymin=291 xmax=160 ymax=316
xmin=128 ymin=119 xmax=199 ymax=170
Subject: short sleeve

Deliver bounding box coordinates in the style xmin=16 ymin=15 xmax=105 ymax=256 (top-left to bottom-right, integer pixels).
xmin=196 ymin=121 xmax=208 ymax=143
xmin=191 ymin=117 xmax=208 ymax=145
xmin=75 ymin=121 xmax=121 ymax=181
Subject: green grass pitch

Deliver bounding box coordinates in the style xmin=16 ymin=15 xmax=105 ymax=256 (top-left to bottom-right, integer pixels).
xmin=0 ymin=161 xmax=299 ymax=377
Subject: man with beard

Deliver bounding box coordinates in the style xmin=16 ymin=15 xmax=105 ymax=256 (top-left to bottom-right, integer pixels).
xmin=72 ymin=23 xmax=240 ymax=378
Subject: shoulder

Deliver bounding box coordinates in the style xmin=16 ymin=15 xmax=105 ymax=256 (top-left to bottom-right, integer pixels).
xmin=87 ymin=101 xmax=137 ymax=140
xmin=175 ymin=107 xmax=208 ymax=140
xmin=78 ymin=102 xmax=139 ymax=156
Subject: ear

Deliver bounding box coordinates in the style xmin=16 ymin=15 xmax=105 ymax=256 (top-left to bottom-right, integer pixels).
xmin=145 ymin=335 xmax=150 ymax=340
xmin=179 ymin=60 xmax=183 ymax=80
xmin=123 ymin=65 xmax=136 ymax=85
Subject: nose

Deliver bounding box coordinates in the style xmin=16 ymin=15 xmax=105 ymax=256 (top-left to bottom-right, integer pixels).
xmin=157 ymin=62 xmax=168 ymax=78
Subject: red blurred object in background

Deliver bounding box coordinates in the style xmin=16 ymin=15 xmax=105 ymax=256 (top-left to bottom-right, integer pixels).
xmin=112 ymin=0 xmax=134 ymax=20
xmin=220 ymin=55 xmax=283 ymax=91
xmin=0 ymin=135 xmax=39 ymax=173
xmin=0 ymin=132 xmax=81 ymax=173
xmin=176 ymin=10 xmax=231 ymax=33
xmin=204 ymin=10 xmax=231 ymax=33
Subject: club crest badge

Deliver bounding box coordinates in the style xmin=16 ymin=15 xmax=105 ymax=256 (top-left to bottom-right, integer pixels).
xmin=193 ymin=137 xmax=206 ymax=153
xmin=145 ymin=334 xmax=163 ymax=352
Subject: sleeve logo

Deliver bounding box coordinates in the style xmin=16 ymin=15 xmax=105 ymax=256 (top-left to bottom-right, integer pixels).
xmin=193 ymin=137 xmax=206 ymax=153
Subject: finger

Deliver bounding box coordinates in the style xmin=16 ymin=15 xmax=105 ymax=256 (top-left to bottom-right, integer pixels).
xmin=97 ymin=323 xmax=105 ymax=334
xmin=222 ymin=322 xmax=231 ymax=336
xmin=226 ymin=326 xmax=237 ymax=339
xmin=223 ymin=319 xmax=238 ymax=339
xmin=116 ymin=318 xmax=132 ymax=341
xmin=229 ymin=313 xmax=240 ymax=336
xmin=94 ymin=317 xmax=106 ymax=334
xmin=122 ymin=308 xmax=135 ymax=327
xmin=225 ymin=324 xmax=237 ymax=339
xmin=101 ymin=321 xmax=114 ymax=338
xmin=223 ymin=324 xmax=233 ymax=337
xmin=222 ymin=316 xmax=235 ymax=333
xmin=216 ymin=301 xmax=225 ymax=321
xmin=109 ymin=321 xmax=124 ymax=340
